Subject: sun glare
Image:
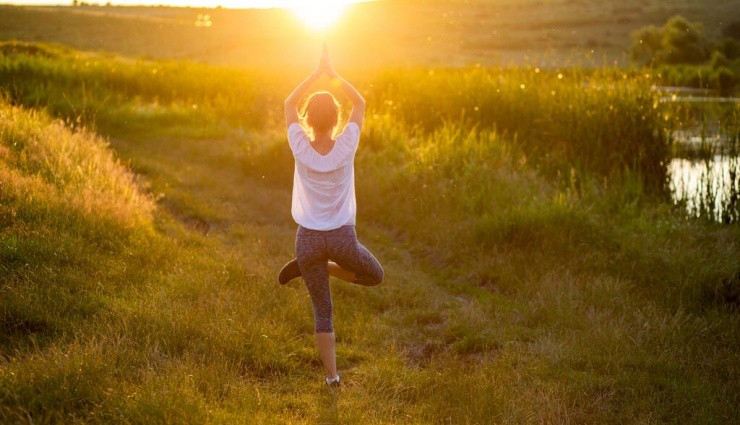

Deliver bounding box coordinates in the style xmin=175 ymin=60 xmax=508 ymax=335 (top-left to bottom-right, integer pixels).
xmin=290 ymin=1 xmax=350 ymax=31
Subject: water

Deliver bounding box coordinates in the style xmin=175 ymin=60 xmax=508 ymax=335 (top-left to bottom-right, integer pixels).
xmin=669 ymin=156 xmax=739 ymax=221
xmin=660 ymin=88 xmax=739 ymax=222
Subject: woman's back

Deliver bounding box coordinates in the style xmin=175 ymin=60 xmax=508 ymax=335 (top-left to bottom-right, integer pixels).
xmin=288 ymin=122 xmax=360 ymax=231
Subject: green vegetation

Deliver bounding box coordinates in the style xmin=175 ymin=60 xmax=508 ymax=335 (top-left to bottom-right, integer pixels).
xmin=0 ymin=41 xmax=267 ymax=138
xmin=1 ymin=42 xmax=739 ymax=423
xmin=631 ymin=15 xmax=740 ymax=94
xmin=2 ymin=0 xmax=738 ymax=70
xmin=1 ymin=42 xmax=671 ymax=186
xmin=671 ymin=100 xmax=740 ymax=224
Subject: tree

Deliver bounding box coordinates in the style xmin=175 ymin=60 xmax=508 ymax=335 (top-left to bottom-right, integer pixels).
xmin=719 ymin=38 xmax=740 ymax=60
xmin=630 ymin=25 xmax=662 ymax=66
xmin=722 ymin=21 xmax=740 ymax=40
xmin=711 ymin=67 xmax=735 ymax=96
xmin=660 ymin=16 xmax=710 ymax=64
xmin=630 ymin=15 xmax=710 ymax=66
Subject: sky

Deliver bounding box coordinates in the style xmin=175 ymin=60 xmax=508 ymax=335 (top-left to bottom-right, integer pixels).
xmin=0 ymin=0 xmax=361 ymax=7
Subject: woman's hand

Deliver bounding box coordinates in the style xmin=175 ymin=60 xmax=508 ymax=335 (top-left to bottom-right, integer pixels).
xmin=319 ymin=43 xmax=338 ymax=78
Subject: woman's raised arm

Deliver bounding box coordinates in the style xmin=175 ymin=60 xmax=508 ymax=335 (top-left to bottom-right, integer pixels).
xmin=285 ymin=67 xmax=321 ymax=127
xmin=321 ymin=45 xmax=366 ymax=128
xmin=284 ymin=44 xmax=365 ymax=128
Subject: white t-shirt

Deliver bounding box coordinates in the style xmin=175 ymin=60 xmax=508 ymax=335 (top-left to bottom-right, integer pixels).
xmin=288 ymin=122 xmax=360 ymax=231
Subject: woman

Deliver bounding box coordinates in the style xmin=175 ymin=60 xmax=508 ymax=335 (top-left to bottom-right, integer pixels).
xmin=279 ymin=45 xmax=384 ymax=387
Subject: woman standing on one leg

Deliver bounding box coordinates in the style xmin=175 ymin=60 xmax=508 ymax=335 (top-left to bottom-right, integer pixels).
xmin=279 ymin=45 xmax=384 ymax=387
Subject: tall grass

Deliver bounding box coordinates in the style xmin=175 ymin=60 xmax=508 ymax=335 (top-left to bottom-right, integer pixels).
xmin=669 ymin=99 xmax=740 ymax=223
xmin=0 ymin=98 xmax=154 ymax=234
xmin=0 ymin=95 xmax=155 ymax=319
xmin=1 ymin=41 xmax=672 ymax=188
xmin=0 ymin=97 xmax=159 ymax=422
xmin=0 ymin=97 xmax=307 ymax=422
xmin=0 ymin=41 xmax=269 ymax=137
xmin=366 ymin=67 xmax=671 ymax=189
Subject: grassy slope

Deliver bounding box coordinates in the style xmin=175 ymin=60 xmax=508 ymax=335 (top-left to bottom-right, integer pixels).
xmin=4 ymin=115 xmax=737 ymax=424
xmin=0 ymin=0 xmax=737 ymax=69
xmin=1 ymin=45 xmax=739 ymax=422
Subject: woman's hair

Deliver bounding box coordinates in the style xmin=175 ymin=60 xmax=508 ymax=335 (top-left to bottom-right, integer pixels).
xmin=303 ymin=91 xmax=340 ymax=135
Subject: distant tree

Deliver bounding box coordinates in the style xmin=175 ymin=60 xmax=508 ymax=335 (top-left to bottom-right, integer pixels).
xmin=723 ymin=21 xmax=740 ymax=40
xmin=660 ymin=16 xmax=710 ymax=64
xmin=72 ymin=0 xmax=78 ymax=5
xmin=630 ymin=15 xmax=710 ymax=66
xmin=719 ymin=37 xmax=740 ymax=60
xmin=630 ymin=25 xmax=662 ymax=65
xmin=710 ymin=51 xmax=730 ymax=69
xmin=711 ymin=67 xmax=735 ymax=95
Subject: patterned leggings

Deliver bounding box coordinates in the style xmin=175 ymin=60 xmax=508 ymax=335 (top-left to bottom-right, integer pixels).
xmin=296 ymin=225 xmax=384 ymax=333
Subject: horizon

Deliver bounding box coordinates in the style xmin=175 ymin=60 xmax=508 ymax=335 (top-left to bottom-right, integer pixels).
xmin=0 ymin=0 xmax=373 ymax=8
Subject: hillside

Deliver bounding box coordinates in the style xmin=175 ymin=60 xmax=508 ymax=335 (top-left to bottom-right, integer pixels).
xmin=0 ymin=0 xmax=738 ymax=69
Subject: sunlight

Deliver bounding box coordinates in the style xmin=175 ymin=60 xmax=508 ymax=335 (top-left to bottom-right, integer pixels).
xmin=290 ymin=1 xmax=350 ymax=31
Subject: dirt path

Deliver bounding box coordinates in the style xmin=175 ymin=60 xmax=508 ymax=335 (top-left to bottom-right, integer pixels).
xmin=108 ymin=132 xmax=461 ymax=363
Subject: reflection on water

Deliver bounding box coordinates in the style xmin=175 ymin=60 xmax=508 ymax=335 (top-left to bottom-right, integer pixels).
xmin=669 ymin=156 xmax=739 ymax=221
xmin=661 ymin=89 xmax=739 ymax=222
xmin=671 ymin=130 xmax=729 ymax=155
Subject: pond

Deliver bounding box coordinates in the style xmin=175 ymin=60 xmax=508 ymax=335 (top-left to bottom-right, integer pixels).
xmin=659 ymin=88 xmax=739 ymax=223
xmin=669 ymin=155 xmax=739 ymax=222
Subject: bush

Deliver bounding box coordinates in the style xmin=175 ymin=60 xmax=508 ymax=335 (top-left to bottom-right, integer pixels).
xmin=710 ymin=51 xmax=731 ymax=70
xmin=660 ymin=16 xmax=711 ymax=64
xmin=719 ymin=37 xmax=740 ymax=60
xmin=365 ymin=67 xmax=670 ymax=189
xmin=722 ymin=21 xmax=740 ymax=40
xmin=710 ymin=66 xmax=736 ymax=95
xmin=631 ymin=16 xmax=710 ymax=66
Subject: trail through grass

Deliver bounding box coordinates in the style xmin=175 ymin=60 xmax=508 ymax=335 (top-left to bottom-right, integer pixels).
xmin=101 ymin=128 xmax=482 ymax=423
xmin=5 ymin=123 xmax=733 ymax=423
xmin=1 ymin=43 xmax=739 ymax=422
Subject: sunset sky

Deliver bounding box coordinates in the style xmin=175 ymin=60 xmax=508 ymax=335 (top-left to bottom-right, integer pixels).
xmin=3 ymin=0 xmax=369 ymax=7
xmin=5 ymin=0 xmax=372 ymax=31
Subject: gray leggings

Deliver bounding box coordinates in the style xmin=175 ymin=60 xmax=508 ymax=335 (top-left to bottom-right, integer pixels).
xmin=296 ymin=225 xmax=384 ymax=333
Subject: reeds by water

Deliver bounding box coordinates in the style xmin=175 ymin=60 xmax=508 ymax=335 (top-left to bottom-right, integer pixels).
xmin=669 ymin=102 xmax=740 ymax=223
xmin=1 ymin=40 xmax=736 ymax=226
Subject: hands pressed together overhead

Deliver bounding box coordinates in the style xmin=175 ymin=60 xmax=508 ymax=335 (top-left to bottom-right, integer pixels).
xmin=285 ymin=42 xmax=365 ymax=127
xmin=314 ymin=43 xmax=338 ymax=79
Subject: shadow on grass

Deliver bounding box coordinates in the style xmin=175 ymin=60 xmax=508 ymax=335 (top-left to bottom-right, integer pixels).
xmin=317 ymin=387 xmax=339 ymax=425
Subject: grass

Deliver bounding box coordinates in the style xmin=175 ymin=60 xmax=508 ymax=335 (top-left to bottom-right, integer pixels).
xmin=669 ymin=99 xmax=740 ymax=223
xmin=1 ymin=0 xmax=738 ymax=70
xmin=0 ymin=41 xmax=268 ymax=138
xmin=1 ymin=42 xmax=739 ymax=423
xmin=0 ymin=42 xmax=675 ymax=185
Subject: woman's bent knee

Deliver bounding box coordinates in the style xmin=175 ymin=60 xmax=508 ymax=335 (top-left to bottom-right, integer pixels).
xmin=371 ymin=264 xmax=384 ymax=285
xmin=355 ymin=267 xmax=383 ymax=286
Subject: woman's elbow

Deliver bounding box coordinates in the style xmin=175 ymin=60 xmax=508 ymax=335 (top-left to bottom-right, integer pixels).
xmin=285 ymin=97 xmax=297 ymax=109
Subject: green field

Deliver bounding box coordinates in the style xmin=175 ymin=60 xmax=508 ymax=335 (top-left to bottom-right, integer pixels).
xmin=1 ymin=1 xmax=740 ymax=423
xmin=1 ymin=0 xmax=738 ymax=69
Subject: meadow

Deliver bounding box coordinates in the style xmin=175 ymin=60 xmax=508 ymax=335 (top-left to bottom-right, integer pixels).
xmin=1 ymin=0 xmax=738 ymax=69
xmin=1 ymin=2 xmax=740 ymax=423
